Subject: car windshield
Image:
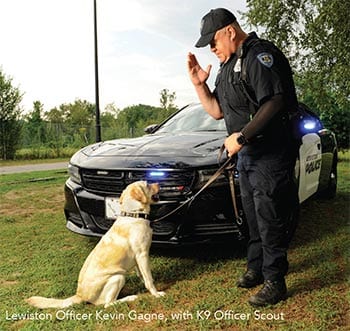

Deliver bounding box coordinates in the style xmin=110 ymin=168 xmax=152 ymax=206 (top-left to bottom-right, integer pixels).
xmin=156 ymin=104 xmax=227 ymax=133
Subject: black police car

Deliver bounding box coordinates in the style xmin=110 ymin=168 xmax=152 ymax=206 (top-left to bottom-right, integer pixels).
xmin=64 ymin=103 xmax=337 ymax=245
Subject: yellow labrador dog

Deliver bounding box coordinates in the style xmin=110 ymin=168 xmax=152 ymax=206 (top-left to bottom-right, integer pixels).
xmin=26 ymin=181 xmax=165 ymax=309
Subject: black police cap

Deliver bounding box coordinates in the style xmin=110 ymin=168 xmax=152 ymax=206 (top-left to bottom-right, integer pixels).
xmin=195 ymin=8 xmax=236 ymax=48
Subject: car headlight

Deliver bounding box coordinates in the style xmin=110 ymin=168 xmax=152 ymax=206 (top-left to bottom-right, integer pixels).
xmin=68 ymin=164 xmax=82 ymax=184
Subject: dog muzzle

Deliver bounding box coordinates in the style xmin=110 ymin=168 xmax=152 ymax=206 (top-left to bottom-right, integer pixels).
xmin=151 ymin=194 xmax=160 ymax=202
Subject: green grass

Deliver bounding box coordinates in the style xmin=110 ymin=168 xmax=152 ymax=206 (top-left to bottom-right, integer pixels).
xmin=0 ymin=160 xmax=349 ymax=331
xmin=13 ymin=146 xmax=77 ymax=161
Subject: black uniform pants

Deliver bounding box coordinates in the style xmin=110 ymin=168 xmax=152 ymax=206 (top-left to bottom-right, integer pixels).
xmin=237 ymin=143 xmax=298 ymax=281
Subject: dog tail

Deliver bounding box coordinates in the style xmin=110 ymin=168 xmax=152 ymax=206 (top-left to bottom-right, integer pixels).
xmin=25 ymin=294 xmax=83 ymax=309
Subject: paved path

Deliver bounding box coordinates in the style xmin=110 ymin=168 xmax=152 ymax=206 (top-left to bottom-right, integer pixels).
xmin=0 ymin=162 xmax=68 ymax=174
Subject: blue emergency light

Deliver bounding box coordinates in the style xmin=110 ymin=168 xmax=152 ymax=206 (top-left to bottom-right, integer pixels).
xmin=303 ymin=120 xmax=316 ymax=130
xmin=148 ymin=171 xmax=166 ymax=179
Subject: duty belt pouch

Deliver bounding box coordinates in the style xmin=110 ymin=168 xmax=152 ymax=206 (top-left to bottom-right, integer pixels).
xmin=226 ymin=161 xmax=248 ymax=237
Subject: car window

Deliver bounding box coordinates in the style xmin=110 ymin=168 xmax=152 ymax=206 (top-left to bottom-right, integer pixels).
xmin=156 ymin=104 xmax=226 ymax=133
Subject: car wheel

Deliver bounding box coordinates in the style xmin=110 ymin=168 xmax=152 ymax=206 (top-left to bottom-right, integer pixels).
xmin=320 ymin=153 xmax=337 ymax=199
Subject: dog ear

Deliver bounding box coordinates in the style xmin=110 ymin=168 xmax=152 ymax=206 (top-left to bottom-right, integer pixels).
xmin=130 ymin=185 xmax=148 ymax=204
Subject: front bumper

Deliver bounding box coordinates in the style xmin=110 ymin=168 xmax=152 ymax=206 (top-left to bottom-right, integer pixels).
xmin=64 ymin=178 xmax=245 ymax=245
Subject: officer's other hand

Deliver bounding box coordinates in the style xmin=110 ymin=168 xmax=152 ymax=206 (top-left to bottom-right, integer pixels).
xmin=225 ymin=132 xmax=243 ymax=157
xmin=187 ymin=52 xmax=212 ymax=86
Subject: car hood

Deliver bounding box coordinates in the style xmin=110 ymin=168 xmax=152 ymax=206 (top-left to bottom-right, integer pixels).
xmin=72 ymin=132 xmax=227 ymax=169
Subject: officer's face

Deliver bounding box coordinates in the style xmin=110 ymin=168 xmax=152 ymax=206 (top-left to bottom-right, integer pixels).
xmin=210 ymin=26 xmax=236 ymax=63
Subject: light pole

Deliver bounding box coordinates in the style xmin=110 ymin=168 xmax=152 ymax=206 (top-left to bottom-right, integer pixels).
xmin=94 ymin=0 xmax=101 ymax=142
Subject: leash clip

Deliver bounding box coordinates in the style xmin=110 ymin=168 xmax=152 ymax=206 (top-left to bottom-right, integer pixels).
xmin=235 ymin=216 xmax=243 ymax=226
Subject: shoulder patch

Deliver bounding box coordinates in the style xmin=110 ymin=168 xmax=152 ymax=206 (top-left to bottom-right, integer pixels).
xmin=257 ymin=52 xmax=274 ymax=68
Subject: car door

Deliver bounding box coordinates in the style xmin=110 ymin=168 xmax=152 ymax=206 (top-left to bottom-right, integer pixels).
xmin=298 ymin=133 xmax=322 ymax=202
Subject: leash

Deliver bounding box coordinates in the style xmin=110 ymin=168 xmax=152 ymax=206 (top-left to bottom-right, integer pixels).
xmin=151 ymin=145 xmax=241 ymax=225
xmin=226 ymin=163 xmax=243 ymax=225
xmin=218 ymin=144 xmax=243 ymax=225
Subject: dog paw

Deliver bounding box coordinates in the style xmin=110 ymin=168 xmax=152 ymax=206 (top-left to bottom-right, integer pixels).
xmin=104 ymin=302 xmax=114 ymax=309
xmin=153 ymin=291 xmax=166 ymax=298
xmin=118 ymin=295 xmax=138 ymax=303
xmin=104 ymin=295 xmax=139 ymax=308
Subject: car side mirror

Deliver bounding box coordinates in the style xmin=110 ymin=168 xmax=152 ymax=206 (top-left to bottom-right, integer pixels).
xmin=144 ymin=124 xmax=158 ymax=134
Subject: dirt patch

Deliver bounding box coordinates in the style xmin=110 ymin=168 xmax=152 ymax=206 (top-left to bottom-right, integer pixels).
xmin=1 ymin=186 xmax=64 ymax=217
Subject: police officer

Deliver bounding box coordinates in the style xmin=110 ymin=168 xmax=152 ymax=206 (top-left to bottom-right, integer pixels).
xmin=187 ymin=8 xmax=299 ymax=306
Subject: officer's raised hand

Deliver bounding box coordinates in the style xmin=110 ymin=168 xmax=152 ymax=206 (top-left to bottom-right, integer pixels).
xmin=187 ymin=52 xmax=212 ymax=86
xmin=187 ymin=52 xmax=223 ymax=120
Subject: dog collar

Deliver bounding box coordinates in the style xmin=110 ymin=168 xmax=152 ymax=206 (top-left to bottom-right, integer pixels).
xmin=120 ymin=211 xmax=150 ymax=220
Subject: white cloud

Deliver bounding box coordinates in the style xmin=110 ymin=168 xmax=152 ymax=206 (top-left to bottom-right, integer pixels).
xmin=0 ymin=0 xmax=247 ymax=112
xmin=0 ymin=0 xmax=94 ymax=110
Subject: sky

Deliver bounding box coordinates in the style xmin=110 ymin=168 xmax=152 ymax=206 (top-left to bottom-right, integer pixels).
xmin=0 ymin=0 xmax=247 ymax=113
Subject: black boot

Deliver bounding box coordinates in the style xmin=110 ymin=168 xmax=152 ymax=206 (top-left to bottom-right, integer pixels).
xmin=237 ymin=269 xmax=264 ymax=288
xmin=248 ymin=279 xmax=287 ymax=306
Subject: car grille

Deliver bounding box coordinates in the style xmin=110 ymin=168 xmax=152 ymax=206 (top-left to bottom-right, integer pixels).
xmin=81 ymin=168 xmax=195 ymax=199
xmin=151 ymin=220 xmax=178 ymax=236
xmin=92 ymin=215 xmax=115 ymax=231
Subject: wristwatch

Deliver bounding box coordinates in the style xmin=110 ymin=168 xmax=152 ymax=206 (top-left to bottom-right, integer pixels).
xmin=236 ymin=132 xmax=248 ymax=145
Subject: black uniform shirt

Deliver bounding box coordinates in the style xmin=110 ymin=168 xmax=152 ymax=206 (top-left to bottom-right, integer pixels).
xmin=214 ymin=32 xmax=298 ymax=136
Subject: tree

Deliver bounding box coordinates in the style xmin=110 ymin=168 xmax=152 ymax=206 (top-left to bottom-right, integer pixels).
xmin=44 ymin=107 xmax=65 ymax=124
xmin=23 ymin=101 xmax=46 ymax=146
xmin=160 ymin=89 xmax=177 ymax=113
xmin=117 ymin=104 xmax=162 ymax=137
xmin=160 ymin=89 xmax=176 ymax=109
xmin=42 ymin=105 xmax=66 ymax=156
xmin=56 ymin=99 xmax=95 ymax=146
xmin=242 ymin=0 xmax=350 ymax=148
xmin=0 ymin=68 xmax=23 ymax=160
xmin=63 ymin=99 xmax=95 ymax=127
xmin=100 ymin=103 xmax=120 ymax=141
